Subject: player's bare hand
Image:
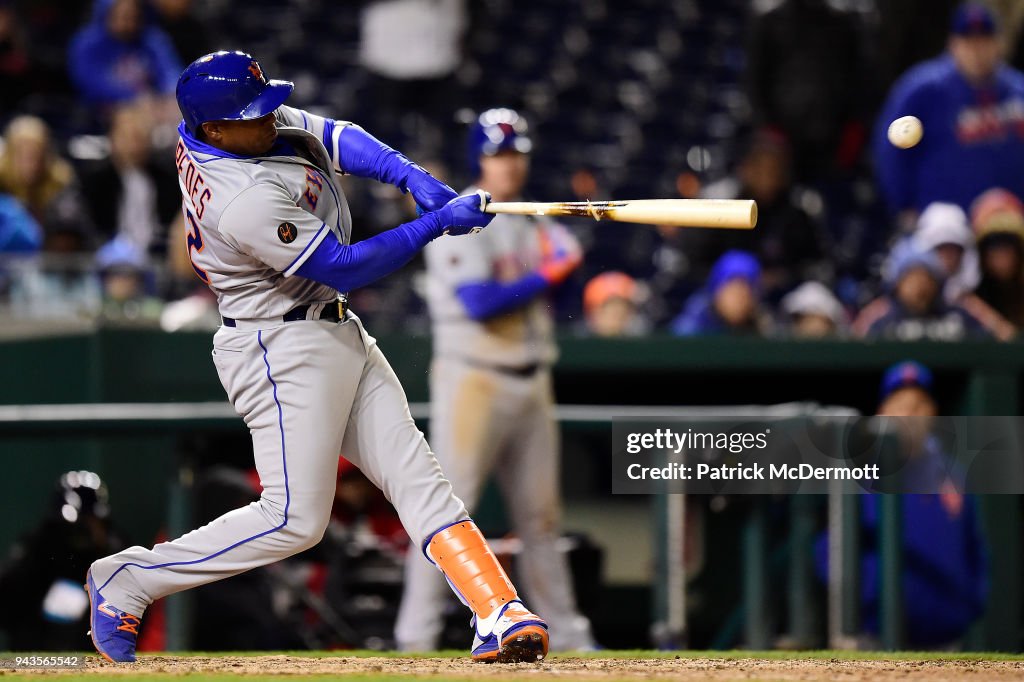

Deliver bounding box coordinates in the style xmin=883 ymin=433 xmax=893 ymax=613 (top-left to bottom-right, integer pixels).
xmin=439 ymin=190 xmax=493 ymax=236
xmin=406 ymin=166 xmax=458 ymax=212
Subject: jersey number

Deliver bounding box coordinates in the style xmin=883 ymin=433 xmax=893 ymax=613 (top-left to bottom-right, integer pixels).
xmin=185 ymin=209 xmax=210 ymax=284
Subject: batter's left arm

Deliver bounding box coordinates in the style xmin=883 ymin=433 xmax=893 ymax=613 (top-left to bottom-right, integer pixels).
xmin=275 ymin=105 xmax=457 ymax=211
xmin=296 ymin=192 xmax=493 ymax=292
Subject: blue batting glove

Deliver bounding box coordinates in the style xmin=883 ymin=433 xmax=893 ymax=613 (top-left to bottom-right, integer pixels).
xmin=406 ymin=166 xmax=458 ymax=212
xmin=436 ymin=190 xmax=493 ymax=236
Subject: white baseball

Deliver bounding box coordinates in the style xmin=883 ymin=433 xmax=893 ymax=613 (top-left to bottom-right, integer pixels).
xmin=888 ymin=115 xmax=923 ymax=149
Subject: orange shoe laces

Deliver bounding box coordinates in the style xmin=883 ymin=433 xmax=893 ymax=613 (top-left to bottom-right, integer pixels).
xmin=116 ymin=614 xmax=141 ymax=636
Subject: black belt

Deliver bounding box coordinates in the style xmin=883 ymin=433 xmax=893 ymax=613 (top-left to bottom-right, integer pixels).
xmin=222 ymin=297 xmax=348 ymax=328
xmin=496 ymin=363 xmax=542 ymax=378
xmin=463 ymin=357 xmax=542 ymax=378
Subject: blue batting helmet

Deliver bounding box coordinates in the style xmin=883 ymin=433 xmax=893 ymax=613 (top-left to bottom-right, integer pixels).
xmin=176 ymin=51 xmax=294 ymax=134
xmin=467 ymin=108 xmax=532 ymax=179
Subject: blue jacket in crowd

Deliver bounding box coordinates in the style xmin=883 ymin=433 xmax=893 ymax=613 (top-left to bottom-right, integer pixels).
xmin=857 ymin=492 xmax=986 ymax=647
xmin=874 ymin=54 xmax=1024 ymax=214
xmin=671 ymin=250 xmax=762 ymax=335
xmin=68 ymin=0 xmax=181 ymax=107
xmin=0 ymin=195 xmax=42 ymax=253
xmin=865 ymin=242 xmax=989 ymax=340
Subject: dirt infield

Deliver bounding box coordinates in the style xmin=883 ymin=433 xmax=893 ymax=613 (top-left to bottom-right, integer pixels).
xmin=15 ymin=654 xmax=1024 ymax=681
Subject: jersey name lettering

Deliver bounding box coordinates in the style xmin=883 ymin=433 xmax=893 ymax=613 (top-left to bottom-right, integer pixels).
xmin=175 ymin=139 xmax=212 ymax=219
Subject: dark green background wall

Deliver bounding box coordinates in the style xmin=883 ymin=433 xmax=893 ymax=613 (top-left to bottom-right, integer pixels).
xmin=0 ymin=330 xmax=1021 ymax=648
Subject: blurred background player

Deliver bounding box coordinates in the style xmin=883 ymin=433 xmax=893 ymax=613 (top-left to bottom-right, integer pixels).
xmin=396 ymin=108 xmax=595 ymax=652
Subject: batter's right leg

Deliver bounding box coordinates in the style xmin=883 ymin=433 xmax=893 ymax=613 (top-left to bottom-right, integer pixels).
xmin=341 ymin=335 xmax=545 ymax=661
xmin=87 ymin=321 xmax=366 ymax=662
xmin=394 ymin=357 xmax=507 ymax=651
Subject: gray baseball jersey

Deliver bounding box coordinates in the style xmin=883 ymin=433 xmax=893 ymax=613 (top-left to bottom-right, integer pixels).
xmin=423 ymin=194 xmax=557 ymax=369
xmin=174 ymin=105 xmax=353 ymax=319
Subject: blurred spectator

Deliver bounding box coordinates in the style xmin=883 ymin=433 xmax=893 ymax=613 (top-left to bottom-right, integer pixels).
xmin=853 ymin=242 xmax=989 ymax=340
xmin=970 ymin=187 xmax=1024 ymax=329
xmin=913 ymin=203 xmax=979 ymax=302
xmin=694 ymin=131 xmax=830 ymax=301
xmin=159 ymin=288 xmax=220 ymax=332
xmin=780 ymin=281 xmax=846 ymax=338
xmin=80 ymin=104 xmax=180 ymax=255
xmin=568 ymin=165 xmax=604 ymax=202
xmin=358 ymin=0 xmax=467 ymax=155
xmin=0 ymin=2 xmax=31 ymax=121
xmin=159 ymin=203 xmax=219 ymax=331
xmin=152 ymin=0 xmax=211 ymax=64
xmin=818 ymin=362 xmax=988 ymax=648
xmin=874 ymin=3 xmax=1024 ymax=224
xmin=671 ymin=250 xmax=770 ymax=336
xmin=642 ymin=224 xmax=698 ymax=325
xmin=18 ymin=0 xmax=88 ymax=96
xmin=95 ymin=237 xmax=162 ymax=323
xmin=582 ymin=271 xmax=648 ymax=337
xmin=0 ymin=471 xmax=125 ymax=650
xmin=0 ymin=115 xmax=92 ymax=253
xmin=747 ymin=0 xmax=869 ymax=180
xmin=912 ymin=201 xmax=1013 ymax=339
xmin=991 ymin=0 xmax=1024 ymax=72
xmin=67 ymin=0 xmax=181 ymax=115
xmin=0 ymin=193 xmax=40 ymax=253
xmin=875 ymin=0 xmax=960 ymax=90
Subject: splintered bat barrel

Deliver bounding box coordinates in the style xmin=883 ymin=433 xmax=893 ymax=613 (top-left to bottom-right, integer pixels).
xmin=484 ymin=199 xmax=758 ymax=229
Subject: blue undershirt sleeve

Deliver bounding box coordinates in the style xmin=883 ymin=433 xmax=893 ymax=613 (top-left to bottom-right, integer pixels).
xmin=335 ymin=124 xmax=417 ymax=190
xmin=295 ymin=213 xmax=445 ymax=292
xmin=455 ymin=275 xmax=548 ymax=322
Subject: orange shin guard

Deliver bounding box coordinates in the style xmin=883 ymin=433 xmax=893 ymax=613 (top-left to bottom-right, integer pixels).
xmin=428 ymin=520 xmax=517 ymax=617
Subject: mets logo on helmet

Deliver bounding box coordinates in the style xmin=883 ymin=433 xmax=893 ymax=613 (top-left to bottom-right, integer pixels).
xmin=277 ymin=222 xmax=297 ymax=244
xmin=248 ymin=61 xmax=265 ymax=82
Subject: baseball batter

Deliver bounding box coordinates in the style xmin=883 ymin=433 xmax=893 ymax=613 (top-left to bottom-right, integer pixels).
xmin=84 ymin=52 xmax=548 ymax=664
xmin=395 ymin=109 xmax=595 ymax=652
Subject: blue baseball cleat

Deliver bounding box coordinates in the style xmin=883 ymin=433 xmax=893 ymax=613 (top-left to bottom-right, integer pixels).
xmin=85 ymin=569 xmax=141 ymax=663
xmin=471 ymin=601 xmax=548 ymax=663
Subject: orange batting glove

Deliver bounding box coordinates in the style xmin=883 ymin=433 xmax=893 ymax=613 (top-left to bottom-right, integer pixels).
xmin=537 ymin=223 xmax=583 ymax=286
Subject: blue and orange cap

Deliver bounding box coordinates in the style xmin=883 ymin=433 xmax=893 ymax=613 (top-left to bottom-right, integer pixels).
xmin=951 ymin=3 xmax=998 ymax=36
xmin=880 ymin=360 xmax=934 ymax=400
